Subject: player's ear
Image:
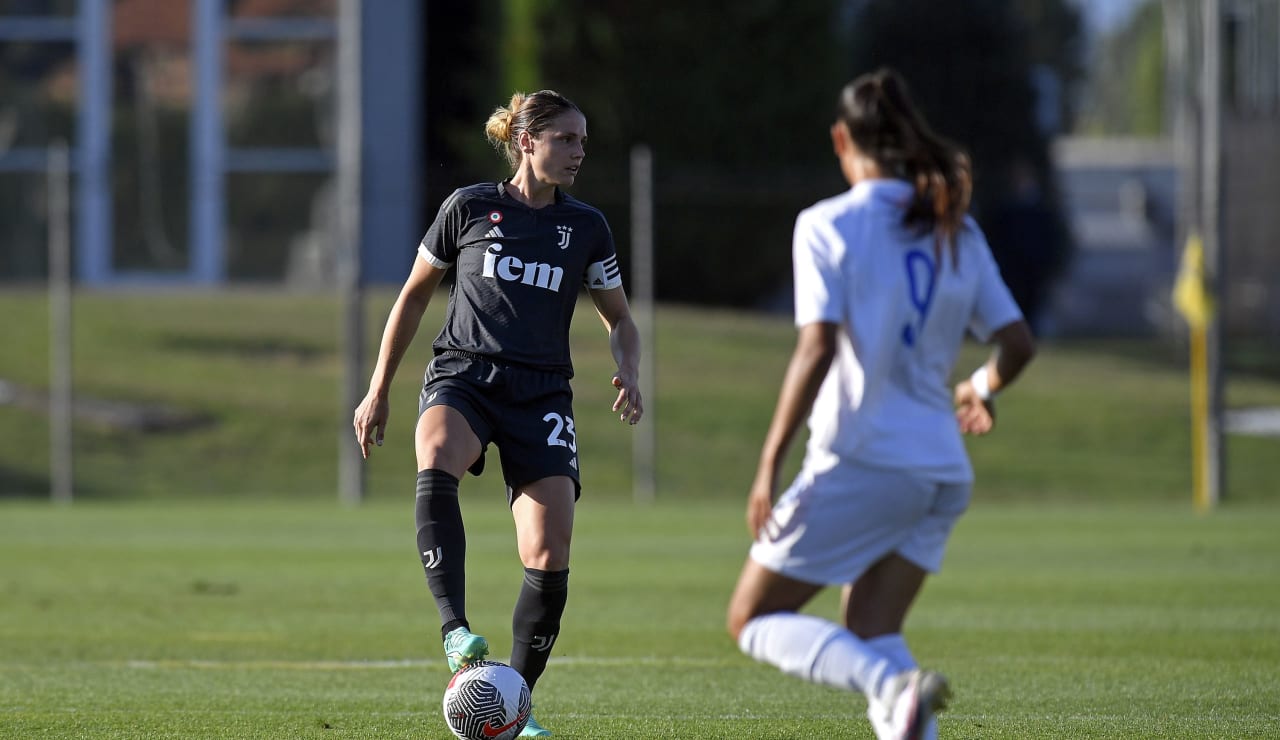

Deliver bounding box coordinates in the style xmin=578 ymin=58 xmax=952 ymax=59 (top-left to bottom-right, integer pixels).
xmin=830 ymin=121 xmax=850 ymax=158
xmin=518 ymin=130 xmax=535 ymax=154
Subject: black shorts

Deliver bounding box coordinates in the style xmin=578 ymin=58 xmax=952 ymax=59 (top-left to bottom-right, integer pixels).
xmin=419 ymin=351 xmax=581 ymax=502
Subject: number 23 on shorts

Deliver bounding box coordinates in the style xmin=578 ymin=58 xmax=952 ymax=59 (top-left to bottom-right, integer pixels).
xmin=542 ymin=412 xmax=577 ymax=452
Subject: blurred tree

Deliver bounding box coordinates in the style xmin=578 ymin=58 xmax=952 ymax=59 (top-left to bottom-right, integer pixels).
xmin=419 ymin=1 xmax=1081 ymax=314
xmin=421 ymin=1 xmax=507 ymax=209
xmin=502 ymin=0 xmax=543 ymax=96
xmin=1076 ymin=1 xmax=1164 ymax=135
xmin=1019 ymin=0 xmax=1088 ymax=134
xmin=0 ymin=40 xmax=76 ymax=279
xmin=535 ymin=1 xmax=845 ymax=170
xmin=518 ymin=0 xmax=853 ymax=306
xmin=846 ymin=0 xmax=1080 ymax=331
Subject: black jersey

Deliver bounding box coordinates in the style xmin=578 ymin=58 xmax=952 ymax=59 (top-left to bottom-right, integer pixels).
xmin=419 ymin=182 xmax=623 ymax=377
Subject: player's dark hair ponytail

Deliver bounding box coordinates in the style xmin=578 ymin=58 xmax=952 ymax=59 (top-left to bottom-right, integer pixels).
xmin=836 ymin=68 xmax=972 ymax=265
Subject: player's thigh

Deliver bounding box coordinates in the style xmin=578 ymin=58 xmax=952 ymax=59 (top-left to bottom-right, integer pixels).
xmin=510 ymin=476 xmax=576 ymax=570
xmin=494 ymin=381 xmax=582 ymax=499
xmin=415 ymin=404 xmax=483 ymax=478
xmin=726 ymin=559 xmax=825 ymax=640
xmin=416 ymin=354 xmax=497 ymax=477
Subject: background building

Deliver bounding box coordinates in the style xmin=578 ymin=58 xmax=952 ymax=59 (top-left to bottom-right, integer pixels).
xmin=0 ymin=0 xmax=420 ymax=285
xmin=1 ymin=0 xmax=1277 ymax=340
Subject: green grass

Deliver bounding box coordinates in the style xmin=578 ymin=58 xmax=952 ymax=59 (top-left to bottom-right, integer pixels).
xmin=1 ymin=499 xmax=1278 ymax=738
xmin=2 ymin=289 xmax=1279 ymax=737
xmin=2 ymin=289 xmax=1279 ymax=503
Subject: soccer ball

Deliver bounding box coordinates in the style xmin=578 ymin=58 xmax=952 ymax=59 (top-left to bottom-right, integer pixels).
xmin=442 ymin=660 xmax=531 ymax=740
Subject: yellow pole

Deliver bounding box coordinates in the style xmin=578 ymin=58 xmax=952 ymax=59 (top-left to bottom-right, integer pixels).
xmin=1189 ymin=324 xmax=1210 ymax=514
xmin=1175 ymin=231 xmax=1214 ymax=513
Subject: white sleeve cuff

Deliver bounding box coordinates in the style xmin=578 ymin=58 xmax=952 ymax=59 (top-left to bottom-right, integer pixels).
xmin=418 ymin=243 xmax=452 ymax=269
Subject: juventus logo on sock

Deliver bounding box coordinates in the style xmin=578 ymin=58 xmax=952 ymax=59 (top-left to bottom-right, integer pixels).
xmin=530 ymin=634 xmax=558 ymax=652
xmin=422 ymin=547 xmax=443 ymax=569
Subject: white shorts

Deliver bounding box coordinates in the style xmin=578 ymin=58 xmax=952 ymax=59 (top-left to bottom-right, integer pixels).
xmin=749 ymin=461 xmax=971 ymax=585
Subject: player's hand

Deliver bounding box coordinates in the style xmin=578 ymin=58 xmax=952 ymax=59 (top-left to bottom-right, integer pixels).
xmin=611 ymin=373 xmax=643 ymax=425
xmin=352 ymin=392 xmax=389 ymax=459
xmin=745 ymin=472 xmax=777 ymax=541
xmin=953 ymin=380 xmax=995 ymax=435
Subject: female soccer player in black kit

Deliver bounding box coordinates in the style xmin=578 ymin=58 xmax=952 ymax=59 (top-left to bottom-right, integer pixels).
xmin=353 ymin=90 xmax=643 ymax=737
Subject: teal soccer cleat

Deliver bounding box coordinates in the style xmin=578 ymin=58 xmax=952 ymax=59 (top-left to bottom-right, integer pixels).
xmin=442 ymin=626 xmax=489 ymax=673
xmin=518 ymin=708 xmax=551 ymax=737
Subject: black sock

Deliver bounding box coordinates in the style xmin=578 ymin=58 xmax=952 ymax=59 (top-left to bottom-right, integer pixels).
xmin=510 ymin=567 xmax=569 ymax=691
xmin=415 ymin=469 xmax=468 ymax=640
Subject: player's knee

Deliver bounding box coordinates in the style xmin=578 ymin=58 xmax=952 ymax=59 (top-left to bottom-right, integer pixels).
xmin=726 ymin=614 xmax=743 ymax=643
xmin=725 ymin=598 xmax=752 ymax=643
xmin=415 ymin=440 xmax=475 ymax=480
xmin=518 ymin=539 xmax=570 ymax=571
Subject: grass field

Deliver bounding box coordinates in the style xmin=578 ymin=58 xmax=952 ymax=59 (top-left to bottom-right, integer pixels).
xmin=3 ymin=499 xmax=1279 ymax=739
xmin=2 ymin=288 xmax=1279 ymax=503
xmin=2 ymin=289 xmax=1280 ymax=738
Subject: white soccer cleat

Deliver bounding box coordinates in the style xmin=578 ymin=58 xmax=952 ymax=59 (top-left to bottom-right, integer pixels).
xmin=877 ymin=669 xmax=950 ymax=740
xmin=870 ymin=700 xmax=938 ymax=740
xmin=867 ymin=696 xmax=893 ymax=739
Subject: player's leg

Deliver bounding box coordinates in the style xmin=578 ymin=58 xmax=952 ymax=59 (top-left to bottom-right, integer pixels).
xmin=495 ymin=372 xmax=579 ymax=687
xmin=508 ymin=475 xmax=574 ymax=689
xmin=729 ymin=463 xmax=945 ymax=735
xmin=844 ymin=558 xmax=940 ymax=740
xmin=509 ymin=475 xmax=574 ymax=737
xmin=415 ymin=404 xmax=487 ymax=670
xmin=849 ymin=479 xmax=970 ymax=739
xmin=728 ymin=560 xmax=903 ymax=703
xmin=842 ymin=553 xmax=927 ymax=638
xmin=725 ymin=558 xmax=823 ymax=639
xmin=493 ymin=371 xmax=581 ymax=736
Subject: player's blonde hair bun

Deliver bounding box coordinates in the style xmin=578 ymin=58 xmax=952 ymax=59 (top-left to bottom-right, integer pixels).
xmin=483 ymin=90 xmax=581 ymax=171
xmin=484 ymin=92 xmax=527 ymax=146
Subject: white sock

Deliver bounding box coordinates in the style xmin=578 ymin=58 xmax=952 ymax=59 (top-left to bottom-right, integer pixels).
xmin=738 ymin=613 xmax=896 ymax=698
xmin=866 ymin=632 xmax=915 ymax=671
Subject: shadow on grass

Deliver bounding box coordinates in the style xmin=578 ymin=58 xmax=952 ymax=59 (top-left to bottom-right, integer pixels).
xmin=1 ymin=379 xmax=216 ymax=434
xmin=158 ymin=333 xmax=329 ymax=363
xmin=0 ymin=467 xmax=50 ymax=499
xmin=0 ymin=463 xmax=125 ymax=499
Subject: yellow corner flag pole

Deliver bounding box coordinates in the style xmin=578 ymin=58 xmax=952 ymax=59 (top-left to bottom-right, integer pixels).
xmin=1172 ymin=232 xmax=1214 ymax=513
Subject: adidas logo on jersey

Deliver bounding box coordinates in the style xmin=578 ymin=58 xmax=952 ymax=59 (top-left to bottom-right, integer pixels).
xmin=585 ymin=255 xmax=620 ymax=290
xmin=482 ymin=244 xmax=565 ymax=292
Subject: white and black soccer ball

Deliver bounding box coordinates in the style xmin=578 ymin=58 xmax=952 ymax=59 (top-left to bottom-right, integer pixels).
xmin=442 ymin=660 xmax=531 ymax=740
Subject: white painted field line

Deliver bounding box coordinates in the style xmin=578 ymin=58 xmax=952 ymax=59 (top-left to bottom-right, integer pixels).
xmin=125 ymin=658 xmax=433 ymax=670
xmin=1226 ymin=406 xmax=1280 ymax=437
xmin=123 ymin=655 xmax=733 ymax=671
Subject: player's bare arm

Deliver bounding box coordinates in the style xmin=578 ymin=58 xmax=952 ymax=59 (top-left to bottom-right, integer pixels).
xmin=747 ymin=321 xmax=838 ymax=538
xmin=954 ymin=318 xmax=1036 ymax=436
xmin=590 ymin=285 xmax=643 ymax=425
xmin=353 ymin=259 xmax=447 ymax=458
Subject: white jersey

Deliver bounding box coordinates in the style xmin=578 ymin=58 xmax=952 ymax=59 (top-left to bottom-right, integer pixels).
xmin=792 ymin=179 xmax=1023 ymax=483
